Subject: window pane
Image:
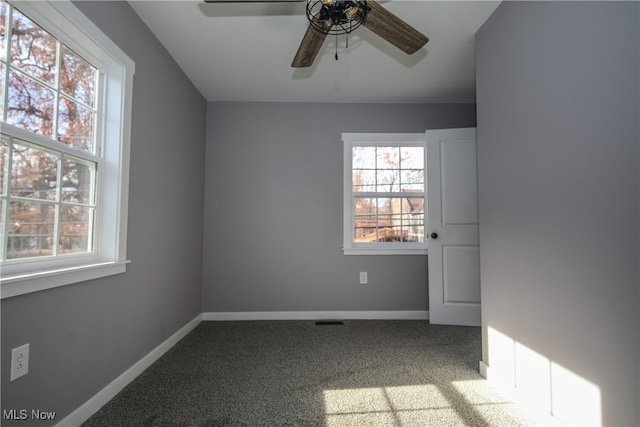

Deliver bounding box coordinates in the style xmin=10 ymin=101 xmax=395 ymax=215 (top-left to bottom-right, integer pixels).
xmin=377 ymin=215 xmax=397 ymax=241
xmin=352 ymin=169 xmax=375 ymax=192
xmin=376 ymin=169 xmax=400 ymax=192
xmin=352 ymin=146 xmax=376 ymax=169
xmin=376 ymin=197 xmax=399 ymax=241
xmin=58 ymin=96 xmax=94 ymax=152
xmin=376 ymin=146 xmax=399 ymax=169
xmin=354 ymin=197 xmax=376 ymax=242
xmin=11 ymin=141 xmax=58 ymax=200
xmin=61 ymin=45 xmax=96 ymax=108
xmin=59 ymin=205 xmax=92 ymax=254
xmin=0 ymin=135 xmax=7 ymax=195
xmin=7 ymin=200 xmax=55 ymax=259
xmin=6 ymin=69 xmax=54 ymax=136
xmin=10 ymin=6 xmax=57 ymax=85
xmin=0 ymin=199 xmax=5 ymax=254
xmin=400 ymin=196 xmax=424 ymax=243
xmin=61 ymin=157 xmax=94 ymax=204
xmin=0 ymin=62 xmax=5 ymax=118
xmin=400 ymin=147 xmax=424 ymax=169
xmin=0 ymin=1 xmax=7 ymax=59
xmin=381 ymin=197 xmax=425 ymax=243
xmin=400 ymin=169 xmax=424 ymax=192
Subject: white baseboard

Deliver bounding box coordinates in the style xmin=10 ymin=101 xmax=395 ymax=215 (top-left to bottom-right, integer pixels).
xmin=479 ymin=360 xmax=490 ymax=379
xmin=56 ymin=314 xmax=202 ymax=427
xmin=202 ymin=310 xmax=429 ymax=321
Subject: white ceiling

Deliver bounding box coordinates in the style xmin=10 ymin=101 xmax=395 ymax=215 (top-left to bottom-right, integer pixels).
xmin=128 ymin=1 xmax=501 ymax=103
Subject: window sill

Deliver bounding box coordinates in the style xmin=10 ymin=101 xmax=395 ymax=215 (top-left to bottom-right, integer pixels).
xmin=342 ymin=248 xmax=428 ymax=256
xmin=0 ymin=260 xmax=130 ymax=299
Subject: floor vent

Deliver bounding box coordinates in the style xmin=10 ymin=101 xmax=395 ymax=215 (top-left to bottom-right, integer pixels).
xmin=315 ymin=321 xmax=344 ymax=326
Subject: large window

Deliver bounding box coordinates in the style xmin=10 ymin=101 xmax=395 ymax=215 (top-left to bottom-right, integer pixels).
xmin=343 ymin=133 xmax=427 ymax=255
xmin=0 ymin=0 xmax=134 ymax=298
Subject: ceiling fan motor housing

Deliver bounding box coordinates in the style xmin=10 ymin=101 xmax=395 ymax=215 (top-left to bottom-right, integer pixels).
xmin=306 ymin=0 xmax=370 ymax=35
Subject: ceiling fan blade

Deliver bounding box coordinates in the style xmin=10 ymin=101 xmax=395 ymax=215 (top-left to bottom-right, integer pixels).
xmin=291 ymin=21 xmax=332 ymax=68
xmin=204 ymin=0 xmax=303 ymax=3
xmin=363 ymin=1 xmax=428 ymax=55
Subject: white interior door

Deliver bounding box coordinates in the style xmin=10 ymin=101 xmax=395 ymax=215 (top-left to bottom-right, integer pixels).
xmin=427 ymin=128 xmax=480 ymax=326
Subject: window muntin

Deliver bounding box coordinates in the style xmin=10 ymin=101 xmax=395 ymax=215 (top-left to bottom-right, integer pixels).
xmin=343 ymin=134 xmax=427 ymax=255
xmin=1 ymin=1 xmax=98 ymax=263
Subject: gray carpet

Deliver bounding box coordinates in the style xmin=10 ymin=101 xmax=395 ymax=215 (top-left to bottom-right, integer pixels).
xmin=82 ymin=320 xmax=536 ymax=427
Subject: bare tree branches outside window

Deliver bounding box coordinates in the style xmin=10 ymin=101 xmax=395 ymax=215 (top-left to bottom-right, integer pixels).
xmin=1 ymin=0 xmax=97 ymax=260
xmin=352 ymin=146 xmax=425 ymax=244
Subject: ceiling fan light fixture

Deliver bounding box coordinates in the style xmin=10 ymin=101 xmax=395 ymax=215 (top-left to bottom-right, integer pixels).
xmin=344 ymin=6 xmax=362 ymax=20
xmin=306 ymin=0 xmax=370 ymax=35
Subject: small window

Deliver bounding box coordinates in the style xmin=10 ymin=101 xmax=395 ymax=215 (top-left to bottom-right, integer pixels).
xmin=343 ymin=133 xmax=427 ymax=255
xmin=0 ymin=0 xmax=134 ymax=298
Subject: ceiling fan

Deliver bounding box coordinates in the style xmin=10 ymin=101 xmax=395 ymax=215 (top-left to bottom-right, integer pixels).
xmin=203 ymin=0 xmax=429 ymax=68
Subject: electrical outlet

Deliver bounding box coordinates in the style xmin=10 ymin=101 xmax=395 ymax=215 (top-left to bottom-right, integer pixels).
xmin=10 ymin=343 xmax=29 ymax=382
xmin=359 ymin=272 xmax=368 ymax=284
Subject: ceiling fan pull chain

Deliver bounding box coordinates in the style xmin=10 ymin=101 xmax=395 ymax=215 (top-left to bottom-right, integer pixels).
xmin=335 ymin=33 xmax=339 ymax=61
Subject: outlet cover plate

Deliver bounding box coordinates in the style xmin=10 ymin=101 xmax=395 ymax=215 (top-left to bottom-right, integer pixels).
xmin=11 ymin=343 xmax=29 ymax=382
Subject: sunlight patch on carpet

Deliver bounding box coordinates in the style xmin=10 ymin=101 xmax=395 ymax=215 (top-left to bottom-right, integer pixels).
xmin=323 ymin=385 xmax=466 ymax=427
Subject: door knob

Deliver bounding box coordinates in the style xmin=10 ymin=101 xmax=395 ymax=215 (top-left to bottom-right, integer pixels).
xmin=430 ymin=232 xmax=438 ymax=239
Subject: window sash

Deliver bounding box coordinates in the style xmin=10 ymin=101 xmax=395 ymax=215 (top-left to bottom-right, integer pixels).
xmin=1 ymin=1 xmax=100 ymax=154
xmin=1 ymin=130 xmax=98 ymax=262
xmin=353 ymin=195 xmax=425 ymax=243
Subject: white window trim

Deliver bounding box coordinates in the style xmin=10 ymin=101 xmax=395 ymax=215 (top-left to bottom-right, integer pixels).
xmin=342 ymin=133 xmax=428 ymax=256
xmin=0 ymin=0 xmax=135 ymax=299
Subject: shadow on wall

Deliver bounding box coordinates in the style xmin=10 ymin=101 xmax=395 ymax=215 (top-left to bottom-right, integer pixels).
xmin=483 ymin=326 xmax=601 ymax=426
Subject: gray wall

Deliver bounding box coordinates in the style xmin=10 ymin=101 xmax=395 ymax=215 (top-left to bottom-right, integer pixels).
xmin=476 ymin=2 xmax=639 ymax=426
xmin=203 ymin=102 xmax=476 ymax=312
xmin=1 ymin=2 xmax=206 ymax=425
